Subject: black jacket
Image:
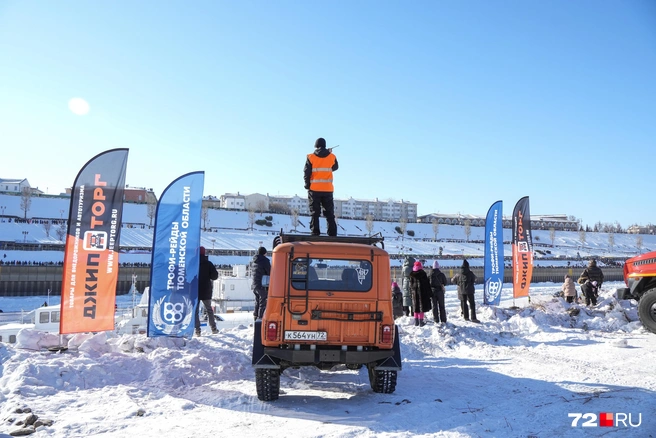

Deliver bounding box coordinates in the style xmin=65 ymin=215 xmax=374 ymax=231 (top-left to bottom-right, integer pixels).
xmin=409 ymin=270 xmax=433 ymax=313
xmin=429 ymin=268 xmax=447 ymax=294
xmin=199 ymin=255 xmax=219 ymax=300
xmin=578 ymin=265 xmax=604 ymax=287
xmin=252 ymin=253 xmax=271 ymax=289
xmin=452 ymin=267 xmax=476 ymax=297
xmin=303 ymin=147 xmax=339 ymax=190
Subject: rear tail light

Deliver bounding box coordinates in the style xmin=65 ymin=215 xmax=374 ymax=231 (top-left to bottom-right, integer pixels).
xmin=266 ymin=321 xmax=278 ymax=341
xmin=381 ymin=324 xmax=392 ymax=344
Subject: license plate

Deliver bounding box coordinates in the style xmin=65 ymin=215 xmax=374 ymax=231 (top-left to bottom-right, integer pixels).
xmin=284 ymin=331 xmax=327 ymax=341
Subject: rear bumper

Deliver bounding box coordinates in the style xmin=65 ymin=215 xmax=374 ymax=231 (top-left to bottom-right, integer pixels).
xmin=263 ymin=346 xmax=395 ymax=365
xmin=252 ymin=321 xmax=402 ymax=371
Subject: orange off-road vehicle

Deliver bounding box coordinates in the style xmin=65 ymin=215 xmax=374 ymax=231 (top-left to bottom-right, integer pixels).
xmin=252 ymin=233 xmax=402 ymax=401
xmin=616 ymin=250 xmax=656 ymax=334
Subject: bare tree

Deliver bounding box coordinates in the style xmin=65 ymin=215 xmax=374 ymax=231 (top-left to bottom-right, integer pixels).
xmin=43 ymin=221 xmax=52 ymax=237
xmin=146 ymin=198 xmax=157 ymax=226
xmin=399 ymin=217 xmax=408 ymax=240
xmin=56 ymin=222 xmax=67 ymax=242
xmin=608 ymin=233 xmax=615 ymax=253
xmin=636 ymin=235 xmax=644 ymax=253
xmin=201 ymin=204 xmax=209 ymax=230
xmin=549 ymin=227 xmax=556 ymax=247
xmin=248 ymin=208 xmax=256 ymax=231
xmin=365 ymin=214 xmax=374 ymax=236
xmin=269 ymin=202 xmax=290 ymax=214
xmin=579 ymin=229 xmax=586 ymax=247
xmin=614 ymin=221 xmax=623 ymax=234
xmin=291 ymin=209 xmax=299 ymax=232
xmin=20 ymin=187 xmax=32 ymax=219
xmin=463 ymin=219 xmax=471 ymax=242
xmin=255 ymin=200 xmax=267 ymax=214
xmin=431 ymin=218 xmax=439 ymax=242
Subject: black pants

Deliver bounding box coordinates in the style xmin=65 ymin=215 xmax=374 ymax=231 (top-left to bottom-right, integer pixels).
xmin=460 ymin=294 xmax=476 ymax=320
xmin=581 ymin=283 xmax=597 ymax=306
xmin=431 ymin=289 xmax=447 ymax=323
xmin=253 ymin=286 xmax=268 ymax=319
xmin=308 ymin=190 xmax=337 ymax=236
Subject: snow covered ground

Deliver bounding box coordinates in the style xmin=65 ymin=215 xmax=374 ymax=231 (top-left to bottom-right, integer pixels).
xmin=1 ymin=282 xmax=654 ymax=437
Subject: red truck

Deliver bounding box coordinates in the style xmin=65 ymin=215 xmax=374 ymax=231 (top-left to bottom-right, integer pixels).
xmin=616 ymin=251 xmax=656 ymax=334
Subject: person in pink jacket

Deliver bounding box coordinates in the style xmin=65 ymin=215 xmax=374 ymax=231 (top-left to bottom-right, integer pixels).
xmin=562 ymin=274 xmax=578 ymax=303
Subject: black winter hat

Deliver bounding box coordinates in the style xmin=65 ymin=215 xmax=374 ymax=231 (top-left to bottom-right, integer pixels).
xmin=258 ymin=246 xmax=267 ymax=256
xmin=315 ymin=138 xmax=326 ymax=149
xmin=462 ymin=259 xmax=469 ymax=269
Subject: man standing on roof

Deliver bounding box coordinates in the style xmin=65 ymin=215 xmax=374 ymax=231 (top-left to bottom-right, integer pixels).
xmin=304 ymin=137 xmax=339 ymax=236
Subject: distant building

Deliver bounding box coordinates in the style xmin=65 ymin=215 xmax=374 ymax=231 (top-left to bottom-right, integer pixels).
xmin=123 ymin=186 xmax=157 ymax=204
xmin=0 ymin=178 xmax=31 ymax=194
xmin=627 ymin=224 xmax=656 ymax=235
xmin=220 ymin=193 xmax=246 ymax=210
xmin=335 ymin=197 xmax=417 ymax=222
xmin=203 ymin=195 xmax=221 ymax=209
xmin=221 ymin=192 xmax=417 ymax=222
xmin=244 ymin=193 xmax=269 ymax=212
xmin=418 ymin=213 xmax=579 ymax=231
xmin=267 ymin=194 xmax=308 ymax=215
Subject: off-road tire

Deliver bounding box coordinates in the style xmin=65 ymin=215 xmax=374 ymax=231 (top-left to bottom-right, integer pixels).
xmin=255 ymin=369 xmax=280 ymax=401
xmin=368 ymin=366 xmax=397 ymax=393
xmin=638 ymin=288 xmax=656 ymax=334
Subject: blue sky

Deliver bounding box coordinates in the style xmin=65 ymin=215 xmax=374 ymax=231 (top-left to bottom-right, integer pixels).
xmin=1 ymin=1 xmax=655 ymax=228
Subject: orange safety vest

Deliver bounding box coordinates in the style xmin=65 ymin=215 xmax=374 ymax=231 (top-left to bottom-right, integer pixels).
xmin=307 ymin=153 xmax=336 ymax=192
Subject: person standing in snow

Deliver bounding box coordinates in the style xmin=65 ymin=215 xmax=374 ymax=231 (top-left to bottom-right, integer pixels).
xmin=391 ymin=281 xmax=404 ymax=320
xmin=251 ymin=246 xmax=271 ymax=320
xmin=409 ymin=261 xmax=432 ymax=326
xmin=561 ymin=274 xmax=578 ymax=304
xmin=577 ymin=259 xmax=604 ymax=306
xmin=195 ymin=246 xmax=219 ymax=336
xmin=303 ymin=137 xmax=339 ymax=236
xmin=451 ymin=259 xmax=479 ymax=323
xmin=429 ymin=260 xmax=448 ymax=324
xmin=401 ymin=256 xmax=416 ymax=316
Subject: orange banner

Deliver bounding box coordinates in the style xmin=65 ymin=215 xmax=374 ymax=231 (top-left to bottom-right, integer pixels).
xmin=512 ymin=196 xmax=533 ymax=299
xmin=60 ymin=149 xmax=128 ymax=334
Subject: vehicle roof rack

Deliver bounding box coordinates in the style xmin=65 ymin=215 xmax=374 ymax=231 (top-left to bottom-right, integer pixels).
xmin=272 ymin=230 xmax=384 ymax=249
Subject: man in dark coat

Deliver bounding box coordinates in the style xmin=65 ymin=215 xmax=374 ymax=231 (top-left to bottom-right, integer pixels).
xmin=391 ymin=281 xmax=404 ymax=320
xmin=195 ymin=246 xmax=219 ymax=336
xmin=429 ymin=260 xmax=448 ymax=324
xmin=401 ymin=256 xmax=416 ymax=316
xmin=252 ymin=246 xmax=271 ymax=320
xmin=409 ymin=261 xmax=432 ymax=326
xmin=451 ymin=259 xmax=478 ymax=322
xmin=303 ymin=137 xmax=339 ymax=236
xmin=578 ymin=259 xmax=604 ymax=306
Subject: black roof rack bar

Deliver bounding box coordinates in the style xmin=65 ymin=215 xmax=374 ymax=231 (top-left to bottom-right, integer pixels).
xmin=273 ymin=230 xmax=384 ymax=249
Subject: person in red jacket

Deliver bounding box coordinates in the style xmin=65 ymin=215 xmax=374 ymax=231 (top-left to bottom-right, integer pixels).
xmin=303 ymin=137 xmax=339 ymax=236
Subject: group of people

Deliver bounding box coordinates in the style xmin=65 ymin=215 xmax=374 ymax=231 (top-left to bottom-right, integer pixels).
xmin=194 ymin=244 xmax=272 ymax=336
xmin=392 ymin=257 xmax=606 ymax=326
xmin=562 ymin=259 xmax=604 ymax=306
xmin=393 ymin=256 xmax=479 ymax=326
